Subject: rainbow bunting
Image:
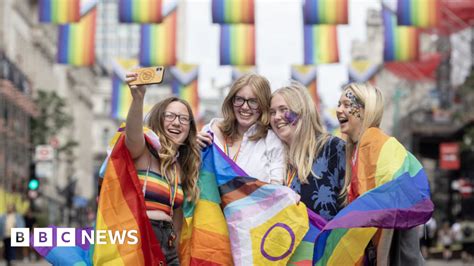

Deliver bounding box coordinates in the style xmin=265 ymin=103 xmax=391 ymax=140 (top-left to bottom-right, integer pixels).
xmin=212 ymin=0 xmax=254 ymax=24
xmin=110 ymin=59 xmax=139 ymax=120
xmin=220 ymin=24 xmax=255 ymax=66
xmin=39 ymin=0 xmax=80 ymax=23
xmin=348 ymin=60 xmax=381 ymax=82
xmin=304 ymin=25 xmax=339 ymax=64
xmin=119 ymin=0 xmax=163 ymax=23
xmin=397 ymin=0 xmax=440 ymax=28
xmin=291 ymin=65 xmax=319 ymax=108
xmin=313 ymin=128 xmax=434 ymax=265
xmin=303 ymin=0 xmax=348 ymax=25
xmin=139 ymin=11 xmax=177 ymax=66
xmin=231 ymin=66 xmax=257 ymax=81
xmin=170 ymin=64 xmax=200 ymax=118
xmin=57 ymin=9 xmax=97 ymax=66
xmin=383 ymin=7 xmax=420 ymax=62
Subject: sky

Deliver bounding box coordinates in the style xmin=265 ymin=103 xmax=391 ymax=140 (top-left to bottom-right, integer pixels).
xmin=180 ymin=0 xmax=381 ymax=109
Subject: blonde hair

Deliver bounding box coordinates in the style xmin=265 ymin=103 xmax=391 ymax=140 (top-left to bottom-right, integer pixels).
xmin=219 ymin=73 xmax=271 ymax=142
xmin=272 ymin=81 xmax=330 ymax=183
xmin=340 ymin=83 xmax=384 ymax=203
xmin=147 ymin=97 xmax=201 ymax=202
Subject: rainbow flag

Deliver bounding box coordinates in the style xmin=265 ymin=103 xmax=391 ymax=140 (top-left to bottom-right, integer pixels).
xmin=139 ymin=11 xmax=177 ymax=66
xmin=397 ymin=0 xmax=440 ymax=28
xmin=39 ymin=0 xmax=80 ymax=23
xmin=291 ymin=65 xmax=319 ymax=108
xmin=313 ymin=127 xmax=434 ymax=265
xmin=383 ymin=7 xmax=420 ymax=62
xmin=220 ymin=24 xmax=255 ymax=66
xmin=348 ymin=60 xmax=381 ymax=82
xmin=304 ymin=24 xmax=339 ymax=64
xmin=119 ymin=0 xmax=163 ymax=23
xmin=170 ymin=64 xmax=200 ymax=118
xmin=110 ymin=59 xmax=139 ymax=120
xmin=212 ymin=0 xmax=254 ymax=24
xmin=57 ymin=8 xmax=97 ymax=66
xmin=303 ymin=0 xmax=348 ymax=25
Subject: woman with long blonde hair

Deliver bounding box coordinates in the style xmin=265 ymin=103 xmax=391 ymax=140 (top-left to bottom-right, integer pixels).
xmin=270 ymin=81 xmax=346 ymax=221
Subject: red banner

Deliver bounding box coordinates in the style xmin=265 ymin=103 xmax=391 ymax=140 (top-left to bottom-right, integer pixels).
xmin=439 ymin=142 xmax=460 ymax=170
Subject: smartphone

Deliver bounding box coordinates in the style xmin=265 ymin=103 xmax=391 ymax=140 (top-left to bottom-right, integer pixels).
xmin=129 ymin=66 xmax=165 ymax=85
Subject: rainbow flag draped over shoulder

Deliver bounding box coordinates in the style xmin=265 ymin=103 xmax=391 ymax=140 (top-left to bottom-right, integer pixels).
xmin=39 ymin=0 xmax=81 ymax=23
xmin=383 ymin=7 xmax=419 ymax=62
xmin=303 ymin=0 xmax=348 ymax=25
xmin=57 ymin=8 xmax=97 ymax=66
xmin=396 ymin=0 xmax=440 ymax=28
xmin=220 ymin=24 xmax=255 ymax=66
xmin=139 ymin=10 xmax=177 ymax=66
xmin=304 ymin=25 xmax=339 ymax=64
xmin=170 ymin=64 xmax=200 ymax=118
xmin=291 ymin=65 xmax=319 ymax=109
xmin=119 ymin=0 xmax=163 ymax=23
xmin=212 ymin=0 xmax=254 ymax=24
xmin=313 ymin=128 xmax=434 ymax=265
xmin=180 ymin=144 xmax=309 ymax=265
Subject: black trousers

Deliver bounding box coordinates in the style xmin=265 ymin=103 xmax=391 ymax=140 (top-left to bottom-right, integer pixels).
xmin=3 ymin=238 xmax=14 ymax=264
xmin=150 ymin=220 xmax=179 ymax=265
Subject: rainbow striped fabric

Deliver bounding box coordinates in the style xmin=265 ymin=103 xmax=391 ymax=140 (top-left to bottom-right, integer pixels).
xmin=57 ymin=8 xmax=97 ymax=66
xmin=220 ymin=24 xmax=255 ymax=65
xmin=170 ymin=64 xmax=200 ymax=118
xmin=39 ymin=0 xmax=80 ymax=23
xmin=110 ymin=59 xmax=139 ymax=120
xmin=180 ymin=144 xmax=309 ymax=265
xmin=291 ymin=65 xmax=319 ymax=108
xmin=139 ymin=11 xmax=177 ymax=66
xmin=212 ymin=0 xmax=254 ymax=24
xmin=397 ymin=0 xmax=440 ymax=28
xmin=119 ymin=0 xmax=163 ymax=23
xmin=313 ymin=128 xmax=434 ymax=265
xmin=383 ymin=7 xmax=420 ymax=62
xmin=304 ymin=25 xmax=339 ymax=64
xmin=303 ymin=0 xmax=348 ymax=25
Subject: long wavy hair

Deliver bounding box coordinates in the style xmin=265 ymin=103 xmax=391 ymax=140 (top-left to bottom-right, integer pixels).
xmin=147 ymin=97 xmax=201 ymax=202
xmin=339 ymin=83 xmax=384 ymax=204
xmin=219 ymin=73 xmax=272 ymax=142
xmin=272 ymin=81 xmax=330 ymax=183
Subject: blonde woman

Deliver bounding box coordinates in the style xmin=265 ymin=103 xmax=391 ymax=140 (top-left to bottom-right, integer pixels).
xmin=269 ymin=81 xmax=346 ymax=221
xmin=125 ymin=72 xmax=201 ymax=265
xmin=197 ymin=73 xmax=285 ymax=184
xmin=336 ymin=83 xmax=425 ymax=265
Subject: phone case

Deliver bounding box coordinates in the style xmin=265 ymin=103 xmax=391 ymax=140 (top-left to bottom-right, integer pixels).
xmin=129 ymin=66 xmax=165 ymax=85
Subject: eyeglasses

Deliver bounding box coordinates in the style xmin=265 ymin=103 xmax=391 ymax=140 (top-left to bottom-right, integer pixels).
xmin=232 ymin=96 xmax=259 ymax=110
xmin=164 ymin=111 xmax=191 ymax=125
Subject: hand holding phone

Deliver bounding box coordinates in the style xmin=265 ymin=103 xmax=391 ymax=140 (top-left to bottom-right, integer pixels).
xmin=129 ymin=66 xmax=165 ymax=85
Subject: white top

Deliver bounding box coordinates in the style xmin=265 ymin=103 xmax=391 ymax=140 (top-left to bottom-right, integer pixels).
xmin=202 ymin=118 xmax=285 ymax=184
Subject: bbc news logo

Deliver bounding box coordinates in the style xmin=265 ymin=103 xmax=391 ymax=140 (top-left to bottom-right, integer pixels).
xmin=11 ymin=228 xmax=139 ymax=247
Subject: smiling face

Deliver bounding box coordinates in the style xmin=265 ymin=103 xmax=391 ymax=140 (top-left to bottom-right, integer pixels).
xmin=163 ymin=101 xmax=191 ymax=145
xmin=336 ymin=89 xmax=364 ymax=142
xmin=233 ymin=85 xmax=261 ymax=132
xmin=270 ymin=93 xmax=297 ymax=144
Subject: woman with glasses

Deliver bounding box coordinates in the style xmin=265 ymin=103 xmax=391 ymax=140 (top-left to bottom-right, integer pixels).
xmin=197 ymin=73 xmax=285 ymax=184
xmin=124 ymin=72 xmax=201 ymax=265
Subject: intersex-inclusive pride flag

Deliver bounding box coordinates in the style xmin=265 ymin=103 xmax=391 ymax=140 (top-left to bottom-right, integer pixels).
xmin=180 ymin=143 xmax=309 ymax=265
xmin=119 ymin=0 xmax=163 ymax=23
xmin=304 ymin=25 xmax=339 ymax=65
xmin=39 ymin=0 xmax=80 ymax=23
xmin=139 ymin=10 xmax=177 ymax=66
xmin=57 ymin=8 xmax=97 ymax=66
xmin=110 ymin=59 xmax=139 ymax=120
xmin=383 ymin=7 xmax=420 ymax=62
xmin=170 ymin=64 xmax=200 ymax=118
xmin=220 ymin=24 xmax=255 ymax=66
xmin=291 ymin=65 xmax=319 ymax=108
xmin=212 ymin=0 xmax=254 ymax=24
xmin=397 ymin=0 xmax=440 ymax=28
xmin=313 ymin=128 xmax=434 ymax=265
xmin=348 ymin=60 xmax=381 ymax=83
xmin=303 ymin=0 xmax=348 ymax=25
xmin=231 ymin=66 xmax=257 ymax=81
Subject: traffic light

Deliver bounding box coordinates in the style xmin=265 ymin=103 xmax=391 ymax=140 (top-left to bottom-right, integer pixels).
xmin=28 ymin=163 xmax=40 ymax=199
xmin=28 ymin=178 xmax=39 ymax=190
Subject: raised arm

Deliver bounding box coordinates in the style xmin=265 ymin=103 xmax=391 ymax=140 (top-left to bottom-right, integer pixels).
xmin=125 ymin=72 xmax=147 ymax=159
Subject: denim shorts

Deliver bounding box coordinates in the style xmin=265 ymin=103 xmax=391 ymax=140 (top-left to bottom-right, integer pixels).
xmin=150 ymin=220 xmax=179 ymax=265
